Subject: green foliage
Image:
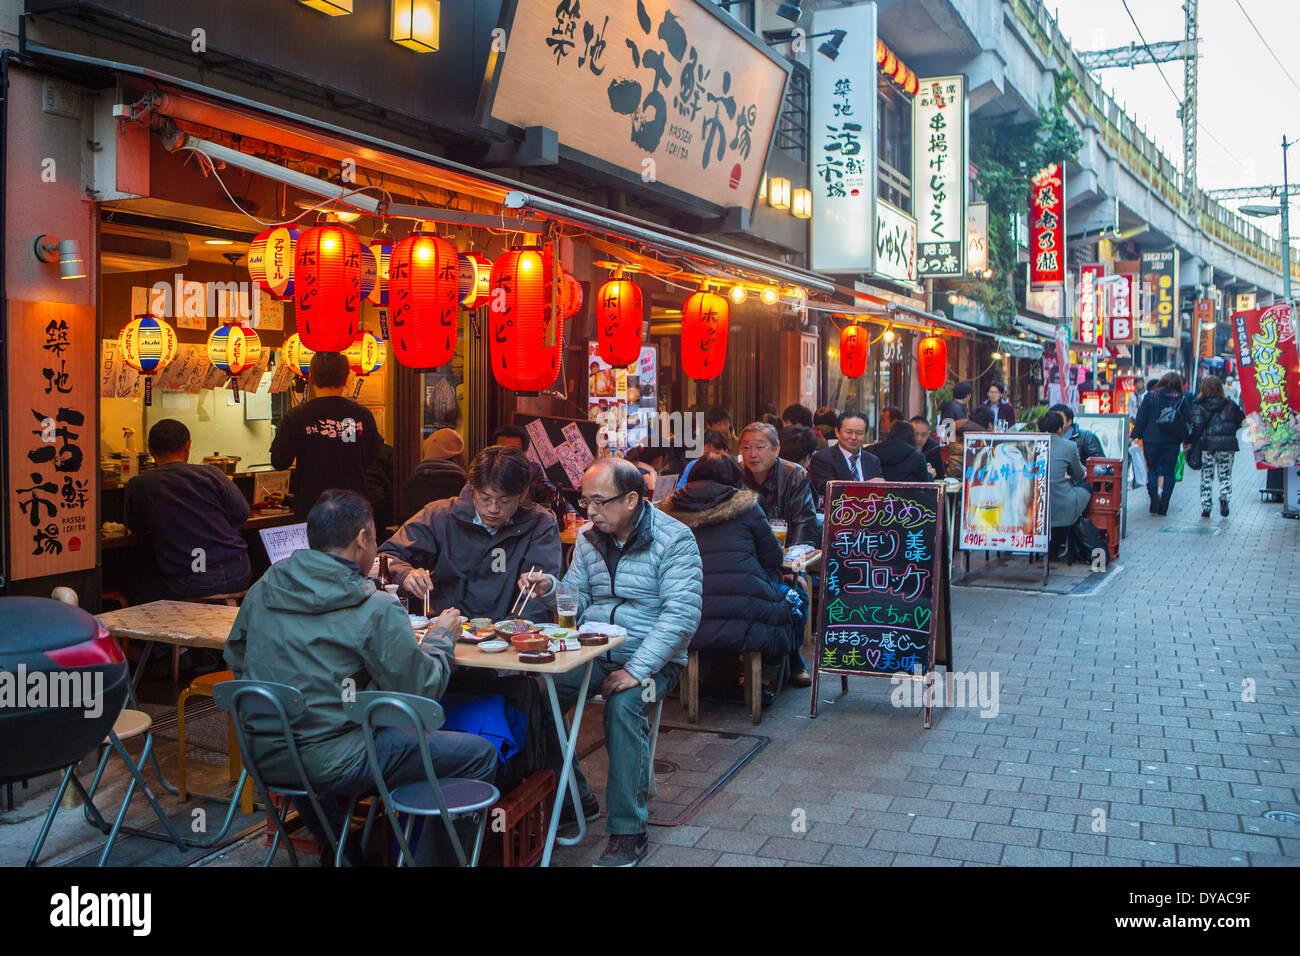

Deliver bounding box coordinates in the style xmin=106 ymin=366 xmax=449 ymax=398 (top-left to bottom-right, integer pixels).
xmin=965 ymin=72 xmax=1085 ymax=326
xmin=1017 ymin=404 xmax=1050 ymax=424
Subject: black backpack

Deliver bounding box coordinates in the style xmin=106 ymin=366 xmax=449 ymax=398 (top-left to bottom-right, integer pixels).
xmin=1068 ymin=515 xmax=1108 ymax=565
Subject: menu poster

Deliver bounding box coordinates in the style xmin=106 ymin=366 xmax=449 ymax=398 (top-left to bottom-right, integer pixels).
xmin=811 ymin=481 xmax=952 ymax=728
xmin=959 ymin=433 xmax=1050 ymax=553
xmin=7 ymin=303 xmax=97 ymax=580
xmin=269 ymin=352 xmax=297 ymax=394
xmin=568 ymin=437 xmax=595 ymax=470
xmin=100 ymin=340 xmax=119 ymax=398
xmin=527 ymin=418 xmax=560 ymax=467
xmin=1232 ymin=302 xmax=1300 ymax=468
xmin=554 ymin=440 xmax=586 ymax=490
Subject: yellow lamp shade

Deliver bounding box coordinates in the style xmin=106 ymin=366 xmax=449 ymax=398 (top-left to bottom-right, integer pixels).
xmin=792 ymin=188 xmax=812 ymax=219
xmin=392 ymin=0 xmax=439 ymax=52
xmin=300 ymin=0 xmax=353 ymax=14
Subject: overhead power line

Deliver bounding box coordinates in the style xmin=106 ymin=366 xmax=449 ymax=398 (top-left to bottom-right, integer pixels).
xmin=1232 ymin=0 xmax=1300 ymax=96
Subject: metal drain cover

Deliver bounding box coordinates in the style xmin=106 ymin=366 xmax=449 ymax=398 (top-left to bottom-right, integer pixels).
xmin=1264 ymin=810 xmax=1300 ymax=825
xmin=1160 ymin=526 xmax=1223 ymax=534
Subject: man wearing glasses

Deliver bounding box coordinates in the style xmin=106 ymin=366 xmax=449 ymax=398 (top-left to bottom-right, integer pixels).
xmin=737 ymin=422 xmax=819 ymax=546
xmin=518 ymin=458 xmax=702 ymax=867
xmin=381 ymin=445 xmax=561 ymax=622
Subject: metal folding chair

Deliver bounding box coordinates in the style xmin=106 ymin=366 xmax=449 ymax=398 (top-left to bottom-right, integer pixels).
xmin=27 ymin=709 xmax=187 ymax=867
xmin=342 ymin=691 xmax=498 ymax=867
xmin=212 ymin=680 xmax=373 ymax=867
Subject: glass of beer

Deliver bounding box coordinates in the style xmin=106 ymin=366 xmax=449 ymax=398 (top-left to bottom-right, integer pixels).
xmin=555 ymin=582 xmax=578 ymax=629
xmin=769 ymin=519 xmax=788 ymax=548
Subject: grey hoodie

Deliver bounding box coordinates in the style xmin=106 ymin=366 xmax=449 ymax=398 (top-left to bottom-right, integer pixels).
xmin=224 ymin=548 xmax=455 ymax=785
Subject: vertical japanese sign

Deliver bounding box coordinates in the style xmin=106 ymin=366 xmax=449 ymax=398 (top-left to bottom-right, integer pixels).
xmin=1231 ymin=303 xmax=1300 ymax=468
xmin=966 ymin=201 xmax=988 ymax=274
xmin=1028 ymin=164 xmax=1065 ymax=289
xmin=484 ymin=0 xmax=789 ymax=210
xmin=1195 ymin=299 xmax=1216 ymax=359
xmin=1106 ymin=274 xmax=1136 ymax=344
xmin=874 ymin=199 xmax=917 ymax=283
xmin=810 ymin=1 xmax=877 ymax=273
xmin=7 ymin=303 xmax=96 ymax=580
xmin=959 ymin=433 xmax=1050 ymax=553
xmin=914 ymin=75 xmax=966 ymax=277
xmin=1139 ymin=248 xmax=1179 ymax=343
xmin=1076 ymin=264 xmax=1104 ymax=346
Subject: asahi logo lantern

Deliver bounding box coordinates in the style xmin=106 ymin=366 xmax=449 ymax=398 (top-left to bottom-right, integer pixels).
xmin=248 ymin=227 xmax=299 ymax=300
xmin=118 ymin=313 xmax=179 ymax=406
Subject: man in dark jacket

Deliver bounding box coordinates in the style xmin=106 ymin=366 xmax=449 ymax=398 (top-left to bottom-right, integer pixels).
xmin=381 ymin=446 xmax=561 ymax=621
xmin=867 ymin=421 xmax=932 ymax=482
xmin=910 ymin=415 xmax=945 ymax=476
xmin=399 ymin=428 xmax=467 ymax=523
xmin=124 ymin=419 xmax=251 ymax=601
xmin=737 ymin=422 xmax=818 ymax=546
xmin=1051 ymin=404 xmax=1105 ymax=465
xmin=939 ymin=382 xmax=971 ymax=429
xmin=808 ymin=410 xmax=883 ymax=502
xmin=225 ymin=490 xmax=497 ymax=865
xmin=271 ymin=351 xmax=380 ymax=518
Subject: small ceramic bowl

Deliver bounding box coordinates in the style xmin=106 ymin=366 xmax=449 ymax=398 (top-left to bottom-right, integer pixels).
xmin=494 ymin=618 xmax=535 ymax=640
xmin=408 ymin=614 xmax=429 ymax=629
xmin=510 ymin=633 xmax=549 ymax=653
xmin=477 ymin=640 xmax=509 ymax=654
xmin=469 ymin=616 xmax=492 ymax=631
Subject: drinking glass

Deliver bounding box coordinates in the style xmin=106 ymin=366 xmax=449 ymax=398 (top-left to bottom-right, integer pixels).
xmin=555 ymin=582 xmax=579 ymax=628
xmin=769 ymin=519 xmax=788 ymax=548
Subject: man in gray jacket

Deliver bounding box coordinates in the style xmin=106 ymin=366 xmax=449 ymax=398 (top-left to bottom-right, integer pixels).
xmin=519 ymin=458 xmax=702 ymax=867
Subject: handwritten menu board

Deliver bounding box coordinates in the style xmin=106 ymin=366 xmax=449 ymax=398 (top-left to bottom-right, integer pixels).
xmin=511 ymin=414 xmax=600 ymax=491
xmin=811 ymin=481 xmax=951 ymax=726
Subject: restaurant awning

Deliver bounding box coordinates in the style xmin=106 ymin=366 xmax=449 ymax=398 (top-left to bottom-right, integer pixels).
xmin=1014 ymin=313 xmax=1064 ymax=340
xmin=994 ymin=335 xmax=1044 ymax=359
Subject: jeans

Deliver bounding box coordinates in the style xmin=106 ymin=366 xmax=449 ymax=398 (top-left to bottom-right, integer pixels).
xmin=1144 ymin=443 xmax=1180 ymax=511
xmin=293 ymin=727 xmax=497 ymax=865
xmin=156 ymin=551 xmax=251 ymax=600
xmin=550 ymin=658 xmax=682 ymax=836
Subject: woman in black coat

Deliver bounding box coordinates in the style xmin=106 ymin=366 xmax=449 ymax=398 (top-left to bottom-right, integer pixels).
xmin=865 ymin=420 xmax=933 ymax=482
xmin=1188 ymin=374 xmax=1245 ymax=518
xmin=659 ymin=454 xmax=796 ymax=665
xmin=1131 ymin=371 xmax=1192 ymax=515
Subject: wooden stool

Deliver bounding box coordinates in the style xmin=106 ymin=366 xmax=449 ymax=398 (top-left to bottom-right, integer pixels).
xmin=177 ymin=669 xmax=252 ymax=815
xmin=682 ymin=650 xmax=766 ymax=726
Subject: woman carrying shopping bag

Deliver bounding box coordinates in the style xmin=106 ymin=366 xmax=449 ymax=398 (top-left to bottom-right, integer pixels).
xmin=1131 ymin=372 xmax=1192 ymax=515
xmin=1188 ymin=375 xmax=1246 ymax=518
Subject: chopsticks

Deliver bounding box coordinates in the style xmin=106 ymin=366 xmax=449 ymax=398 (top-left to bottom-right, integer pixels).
xmin=510 ymin=565 xmax=538 ymax=617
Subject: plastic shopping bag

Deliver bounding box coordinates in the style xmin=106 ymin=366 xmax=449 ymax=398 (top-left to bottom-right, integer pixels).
xmin=1128 ymin=442 xmax=1147 ymax=487
xmin=1174 ymin=448 xmax=1185 ymax=482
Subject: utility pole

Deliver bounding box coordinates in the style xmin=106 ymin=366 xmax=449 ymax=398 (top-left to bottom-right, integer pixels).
xmin=1282 ymin=135 xmax=1293 ymax=305
xmin=1181 ymin=0 xmax=1198 ymax=207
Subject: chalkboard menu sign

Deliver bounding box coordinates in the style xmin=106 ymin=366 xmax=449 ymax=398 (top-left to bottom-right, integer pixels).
xmin=811 ymin=481 xmax=952 ymax=727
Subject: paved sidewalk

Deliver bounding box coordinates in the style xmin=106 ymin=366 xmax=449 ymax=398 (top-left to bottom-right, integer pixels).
xmin=556 ymin=452 xmax=1300 ymax=866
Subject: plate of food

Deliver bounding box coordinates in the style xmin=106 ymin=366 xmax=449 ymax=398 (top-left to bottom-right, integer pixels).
xmin=477 ymin=640 xmax=509 ymax=654
xmin=408 ymin=614 xmax=429 ymax=630
xmin=535 ymin=624 xmax=579 ymax=640
xmin=493 ymin=618 xmax=538 ymax=639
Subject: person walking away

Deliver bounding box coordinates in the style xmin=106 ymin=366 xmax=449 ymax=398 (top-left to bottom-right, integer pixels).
xmin=398 ymin=428 xmax=468 ymax=524
xmin=271 ymin=351 xmax=380 ymax=519
xmin=979 ymin=382 xmax=1016 ymax=429
xmin=517 ymin=459 xmax=702 ymax=867
xmin=1188 ymin=374 xmax=1245 ymax=518
xmin=1131 ymin=372 xmax=1191 ymax=515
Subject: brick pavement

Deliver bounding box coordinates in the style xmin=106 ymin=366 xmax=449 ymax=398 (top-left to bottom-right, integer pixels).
xmin=554 ymin=452 xmax=1300 ymax=866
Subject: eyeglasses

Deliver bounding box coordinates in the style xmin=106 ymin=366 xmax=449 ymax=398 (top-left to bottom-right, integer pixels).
xmin=578 ymin=492 xmax=630 ymax=510
xmin=473 ymin=490 xmax=521 ymax=509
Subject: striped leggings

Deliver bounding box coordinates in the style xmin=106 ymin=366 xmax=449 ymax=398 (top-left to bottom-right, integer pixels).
xmin=1199 ymin=450 xmax=1234 ymax=508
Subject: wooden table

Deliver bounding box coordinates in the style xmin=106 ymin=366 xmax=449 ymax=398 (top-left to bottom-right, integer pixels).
xmin=451 ymin=632 xmax=625 ymax=866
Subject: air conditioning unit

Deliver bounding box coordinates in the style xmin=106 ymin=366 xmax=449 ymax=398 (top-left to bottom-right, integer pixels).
xmin=99 ymin=224 xmax=189 ymax=274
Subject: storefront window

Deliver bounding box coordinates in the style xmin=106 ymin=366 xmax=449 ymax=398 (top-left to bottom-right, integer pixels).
xmin=419 ymin=310 xmax=471 ymax=445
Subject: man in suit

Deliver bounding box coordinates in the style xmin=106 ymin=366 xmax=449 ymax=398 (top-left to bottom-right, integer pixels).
xmin=807 ymin=411 xmax=884 ymax=502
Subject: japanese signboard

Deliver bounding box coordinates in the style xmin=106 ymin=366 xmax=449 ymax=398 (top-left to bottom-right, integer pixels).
xmin=1105 ymin=273 xmax=1136 ymax=344
xmin=7 ymin=302 xmax=96 ymax=580
xmin=914 ymin=75 xmax=966 ymax=277
xmin=1028 ymin=164 xmax=1065 ymax=289
xmin=1195 ymin=299 xmax=1216 ymax=359
xmin=1231 ymin=303 xmax=1300 ymax=468
xmin=587 ymin=342 xmax=657 ymax=452
xmin=959 ymin=433 xmax=1050 ymax=553
xmin=810 ymin=2 xmax=878 ymax=273
xmin=1139 ymin=248 xmax=1179 ymax=343
xmin=966 ymin=201 xmax=988 ymax=274
xmin=1079 ymin=389 xmax=1114 ymax=414
xmin=1235 ymin=292 xmax=1257 ymax=314
xmin=874 ymin=199 xmax=917 ymax=284
xmin=1076 ymin=263 xmax=1104 ymax=346
xmin=484 ymin=0 xmax=789 ymax=211
xmin=811 ymin=481 xmax=952 ymax=726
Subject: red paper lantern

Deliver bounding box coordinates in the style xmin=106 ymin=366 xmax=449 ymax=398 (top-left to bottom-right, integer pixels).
xmin=681 ymin=291 xmax=729 ymax=380
xmin=918 ymin=335 xmax=948 ymax=390
xmin=294 ymin=224 xmax=361 ymax=352
xmin=840 ymin=323 xmax=867 ymax=378
xmin=561 ymin=272 xmax=584 ymax=319
xmin=596 ymin=278 xmax=644 ymax=367
xmin=489 ymin=248 xmax=560 ymax=391
xmin=388 ymin=231 xmax=460 ymax=370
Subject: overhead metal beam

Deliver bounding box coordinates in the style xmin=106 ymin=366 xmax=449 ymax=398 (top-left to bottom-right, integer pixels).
xmin=1205 ymin=185 xmax=1300 ymax=200
xmin=1078 ymin=39 xmax=1195 ymax=70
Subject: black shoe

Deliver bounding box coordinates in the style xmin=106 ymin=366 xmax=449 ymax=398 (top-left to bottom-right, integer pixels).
xmin=1201 ymin=507 xmax=1211 ymax=518
xmin=558 ymin=793 xmax=600 ymax=835
xmin=1148 ymin=497 xmax=1159 ymax=514
xmin=1220 ymin=499 xmax=1229 ymax=517
xmin=593 ymin=832 xmax=648 ymax=867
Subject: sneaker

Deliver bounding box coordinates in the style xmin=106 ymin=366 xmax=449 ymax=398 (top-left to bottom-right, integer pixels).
xmin=558 ymin=793 xmax=600 ymax=835
xmin=593 ymin=833 xmax=648 ymax=867
xmin=1220 ymin=499 xmax=1229 ymax=517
